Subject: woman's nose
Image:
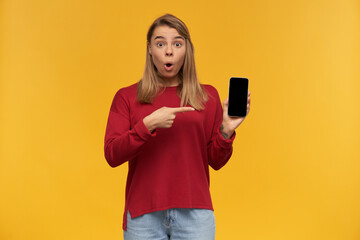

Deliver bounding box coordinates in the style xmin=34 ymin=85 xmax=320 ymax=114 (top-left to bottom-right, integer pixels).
xmin=165 ymin=45 xmax=173 ymax=56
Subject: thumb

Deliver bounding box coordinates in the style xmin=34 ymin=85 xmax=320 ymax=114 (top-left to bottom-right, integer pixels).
xmin=223 ymin=98 xmax=229 ymax=113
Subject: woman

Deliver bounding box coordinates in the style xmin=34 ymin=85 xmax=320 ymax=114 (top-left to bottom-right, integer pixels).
xmin=104 ymin=14 xmax=250 ymax=240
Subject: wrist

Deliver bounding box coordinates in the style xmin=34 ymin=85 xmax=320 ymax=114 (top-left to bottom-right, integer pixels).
xmin=220 ymin=124 xmax=234 ymax=140
xmin=143 ymin=116 xmax=156 ymax=133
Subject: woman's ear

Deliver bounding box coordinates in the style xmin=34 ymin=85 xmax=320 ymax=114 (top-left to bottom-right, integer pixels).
xmin=148 ymin=42 xmax=152 ymax=55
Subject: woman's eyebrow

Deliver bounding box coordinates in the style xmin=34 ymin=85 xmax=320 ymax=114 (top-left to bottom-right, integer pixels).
xmin=154 ymin=36 xmax=165 ymax=40
xmin=174 ymin=36 xmax=185 ymax=40
xmin=153 ymin=35 xmax=185 ymax=40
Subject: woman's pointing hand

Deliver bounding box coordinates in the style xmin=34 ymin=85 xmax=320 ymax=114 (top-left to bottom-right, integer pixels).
xmin=143 ymin=106 xmax=195 ymax=133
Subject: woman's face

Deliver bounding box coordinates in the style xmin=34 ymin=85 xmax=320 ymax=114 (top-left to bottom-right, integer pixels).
xmin=148 ymin=25 xmax=186 ymax=86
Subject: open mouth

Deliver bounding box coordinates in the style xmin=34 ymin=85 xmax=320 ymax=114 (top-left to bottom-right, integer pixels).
xmin=164 ymin=63 xmax=174 ymax=71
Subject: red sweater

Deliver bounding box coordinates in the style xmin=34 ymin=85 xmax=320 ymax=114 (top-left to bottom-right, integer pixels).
xmin=104 ymin=83 xmax=235 ymax=230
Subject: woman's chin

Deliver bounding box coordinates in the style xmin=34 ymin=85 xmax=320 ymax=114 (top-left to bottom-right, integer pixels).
xmin=159 ymin=72 xmax=177 ymax=80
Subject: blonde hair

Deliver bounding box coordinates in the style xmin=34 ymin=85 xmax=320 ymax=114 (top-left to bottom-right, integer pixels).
xmin=137 ymin=14 xmax=208 ymax=110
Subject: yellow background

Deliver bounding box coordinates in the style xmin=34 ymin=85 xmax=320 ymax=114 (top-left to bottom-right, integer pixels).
xmin=1 ymin=0 xmax=359 ymax=239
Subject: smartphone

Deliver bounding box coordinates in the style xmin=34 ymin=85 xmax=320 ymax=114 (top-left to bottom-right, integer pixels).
xmin=228 ymin=77 xmax=249 ymax=117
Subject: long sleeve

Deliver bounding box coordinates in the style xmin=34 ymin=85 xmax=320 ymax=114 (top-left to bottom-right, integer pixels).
xmin=104 ymin=88 xmax=156 ymax=168
xmin=207 ymin=87 xmax=236 ymax=170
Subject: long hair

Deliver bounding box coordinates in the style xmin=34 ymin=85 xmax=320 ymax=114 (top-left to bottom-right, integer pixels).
xmin=137 ymin=14 xmax=208 ymax=110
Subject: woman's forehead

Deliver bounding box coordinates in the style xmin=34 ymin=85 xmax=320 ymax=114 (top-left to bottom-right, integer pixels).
xmin=151 ymin=25 xmax=183 ymax=40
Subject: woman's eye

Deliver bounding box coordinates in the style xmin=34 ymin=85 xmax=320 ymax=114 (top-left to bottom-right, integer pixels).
xmin=175 ymin=42 xmax=182 ymax=47
xmin=157 ymin=42 xmax=164 ymax=47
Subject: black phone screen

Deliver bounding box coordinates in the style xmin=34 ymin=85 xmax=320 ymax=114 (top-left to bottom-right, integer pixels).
xmin=228 ymin=77 xmax=249 ymax=117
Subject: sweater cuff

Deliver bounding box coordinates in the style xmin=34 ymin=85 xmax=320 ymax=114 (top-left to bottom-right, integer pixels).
xmin=216 ymin=130 xmax=236 ymax=149
xmin=133 ymin=119 xmax=157 ymax=141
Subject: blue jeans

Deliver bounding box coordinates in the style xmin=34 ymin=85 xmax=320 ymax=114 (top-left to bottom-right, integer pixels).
xmin=124 ymin=208 xmax=216 ymax=240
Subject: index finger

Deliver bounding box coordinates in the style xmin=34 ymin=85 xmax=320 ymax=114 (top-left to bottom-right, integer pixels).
xmin=171 ymin=107 xmax=195 ymax=113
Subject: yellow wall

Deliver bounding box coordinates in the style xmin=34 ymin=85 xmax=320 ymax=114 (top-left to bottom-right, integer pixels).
xmin=1 ymin=0 xmax=359 ymax=239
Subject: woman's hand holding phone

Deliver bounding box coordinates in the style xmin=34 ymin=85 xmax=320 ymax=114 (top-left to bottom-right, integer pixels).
xmin=220 ymin=92 xmax=251 ymax=140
